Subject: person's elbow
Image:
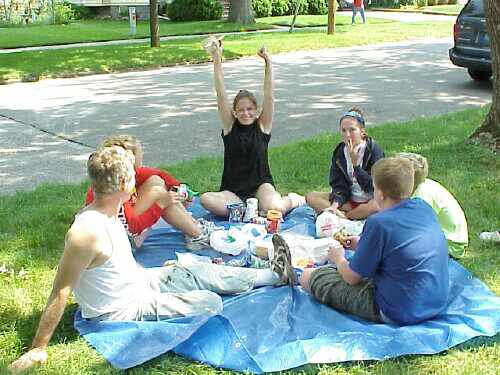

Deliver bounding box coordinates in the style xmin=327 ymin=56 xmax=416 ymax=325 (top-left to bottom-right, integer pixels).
xmin=50 ymin=285 xmax=72 ymax=302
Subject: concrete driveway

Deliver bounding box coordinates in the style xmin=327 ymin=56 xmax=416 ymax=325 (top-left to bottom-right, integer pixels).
xmin=0 ymin=38 xmax=491 ymax=194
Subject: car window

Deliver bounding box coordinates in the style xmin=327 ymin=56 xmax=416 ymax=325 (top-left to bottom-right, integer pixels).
xmin=462 ymin=0 xmax=484 ymax=17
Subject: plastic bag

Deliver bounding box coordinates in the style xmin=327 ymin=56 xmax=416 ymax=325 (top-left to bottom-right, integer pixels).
xmin=315 ymin=211 xmax=365 ymax=238
xmin=210 ymin=228 xmax=248 ymax=256
xmin=255 ymin=233 xmax=340 ymax=269
xmin=315 ymin=211 xmax=343 ymax=238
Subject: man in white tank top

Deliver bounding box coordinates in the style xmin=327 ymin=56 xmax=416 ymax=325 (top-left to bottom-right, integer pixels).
xmin=10 ymin=146 xmax=295 ymax=373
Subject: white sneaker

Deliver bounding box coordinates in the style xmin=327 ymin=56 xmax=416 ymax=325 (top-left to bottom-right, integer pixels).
xmin=288 ymin=192 xmax=306 ymax=209
xmin=185 ymin=219 xmax=223 ymax=251
xmin=198 ymin=218 xmax=224 ymax=233
xmin=479 ymin=231 xmax=500 ymax=243
xmin=185 ymin=231 xmax=211 ymax=251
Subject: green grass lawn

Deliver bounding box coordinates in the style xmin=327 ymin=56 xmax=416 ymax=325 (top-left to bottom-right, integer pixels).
xmin=0 ymin=19 xmax=452 ymax=82
xmin=391 ymin=3 xmax=464 ymax=15
xmin=0 ymin=19 xmax=273 ymax=49
xmin=421 ymin=4 xmax=464 ymax=15
xmin=0 ymin=107 xmax=498 ymax=374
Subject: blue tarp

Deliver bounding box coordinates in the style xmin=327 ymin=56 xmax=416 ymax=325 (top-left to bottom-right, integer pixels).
xmin=74 ymin=200 xmax=500 ymax=372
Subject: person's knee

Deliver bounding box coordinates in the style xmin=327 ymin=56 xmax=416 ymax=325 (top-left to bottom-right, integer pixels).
xmin=145 ymin=175 xmax=166 ymax=188
xmin=200 ymin=192 xmax=212 ymax=208
xmin=305 ymin=192 xmax=318 ymax=205
xmin=257 ymin=187 xmax=286 ymax=213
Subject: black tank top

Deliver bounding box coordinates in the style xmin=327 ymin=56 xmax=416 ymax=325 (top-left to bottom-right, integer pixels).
xmin=220 ymin=120 xmax=274 ymax=197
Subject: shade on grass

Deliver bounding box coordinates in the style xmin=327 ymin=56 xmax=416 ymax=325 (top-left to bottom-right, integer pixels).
xmin=0 ymin=107 xmax=498 ymax=374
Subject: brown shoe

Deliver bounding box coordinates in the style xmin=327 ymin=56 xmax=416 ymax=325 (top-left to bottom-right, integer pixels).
xmin=271 ymin=234 xmax=297 ymax=286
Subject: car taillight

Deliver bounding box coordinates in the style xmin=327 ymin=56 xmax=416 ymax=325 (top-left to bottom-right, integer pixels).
xmin=453 ymin=22 xmax=460 ymax=42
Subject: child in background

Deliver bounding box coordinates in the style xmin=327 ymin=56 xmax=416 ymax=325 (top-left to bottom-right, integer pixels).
xmin=396 ymin=152 xmax=469 ymax=258
xmin=306 ymin=107 xmax=384 ymax=219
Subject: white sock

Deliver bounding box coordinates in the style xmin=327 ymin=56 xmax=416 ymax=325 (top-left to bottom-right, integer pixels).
xmin=288 ymin=192 xmax=306 ymax=208
xmin=253 ymin=269 xmax=280 ymax=287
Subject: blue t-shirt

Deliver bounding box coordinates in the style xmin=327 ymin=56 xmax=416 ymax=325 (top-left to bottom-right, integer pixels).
xmin=350 ymin=198 xmax=449 ymax=325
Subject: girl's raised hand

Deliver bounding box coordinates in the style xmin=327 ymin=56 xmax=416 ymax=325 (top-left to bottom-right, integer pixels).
xmin=257 ymin=45 xmax=270 ymax=61
xmin=212 ymin=39 xmax=223 ymax=60
xmin=203 ymin=35 xmax=223 ymax=61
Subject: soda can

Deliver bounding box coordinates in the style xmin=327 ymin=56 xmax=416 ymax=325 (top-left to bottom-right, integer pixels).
xmin=177 ymin=184 xmax=189 ymax=200
xmin=227 ymin=203 xmax=245 ymax=223
xmin=172 ymin=184 xmax=188 ymax=201
xmin=266 ymin=210 xmax=282 ymax=234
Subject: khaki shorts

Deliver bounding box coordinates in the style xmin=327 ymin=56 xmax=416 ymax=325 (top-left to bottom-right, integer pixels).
xmin=309 ymin=265 xmax=383 ymax=323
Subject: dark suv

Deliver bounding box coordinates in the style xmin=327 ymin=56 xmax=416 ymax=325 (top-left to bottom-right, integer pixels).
xmin=449 ymin=0 xmax=492 ymax=81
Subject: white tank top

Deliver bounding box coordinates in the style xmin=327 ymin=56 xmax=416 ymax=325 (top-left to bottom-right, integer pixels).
xmin=72 ymin=210 xmax=149 ymax=319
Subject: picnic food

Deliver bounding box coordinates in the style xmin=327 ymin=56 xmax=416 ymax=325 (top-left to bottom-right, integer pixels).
xmin=333 ymin=228 xmax=349 ymax=245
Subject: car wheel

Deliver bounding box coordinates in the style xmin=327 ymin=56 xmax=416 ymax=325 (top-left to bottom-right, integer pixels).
xmin=467 ymin=69 xmax=492 ymax=81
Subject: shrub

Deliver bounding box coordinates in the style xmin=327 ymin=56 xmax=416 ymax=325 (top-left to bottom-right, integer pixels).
xmin=427 ymin=0 xmax=437 ymax=5
xmin=368 ymin=0 xmax=400 ymax=8
xmin=399 ymin=0 xmax=418 ymax=5
xmin=54 ymin=1 xmax=75 ymax=24
xmin=286 ymin=0 xmax=309 ymax=15
xmin=167 ymin=0 xmax=222 ymax=21
xmin=437 ymin=0 xmax=449 ymax=4
xmin=119 ymin=6 xmax=129 ymax=18
xmin=271 ymin=0 xmax=289 ymax=16
xmin=69 ymin=3 xmax=94 ymax=19
xmin=448 ymin=0 xmax=457 ymax=4
xmin=253 ymin=0 xmax=273 ymax=17
xmin=416 ymin=0 xmax=428 ymax=7
xmin=308 ymin=0 xmax=328 ymax=14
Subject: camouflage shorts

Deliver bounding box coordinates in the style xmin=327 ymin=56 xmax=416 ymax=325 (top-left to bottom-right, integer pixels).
xmin=309 ymin=265 xmax=383 ymax=323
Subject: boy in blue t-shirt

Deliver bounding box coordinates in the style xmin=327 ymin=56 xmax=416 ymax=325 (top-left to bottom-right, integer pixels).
xmin=300 ymin=157 xmax=450 ymax=325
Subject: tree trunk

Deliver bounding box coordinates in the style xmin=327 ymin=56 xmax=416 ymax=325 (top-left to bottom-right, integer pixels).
xmin=289 ymin=0 xmax=302 ymax=33
xmin=470 ymin=0 xmax=500 ymax=149
xmin=327 ymin=0 xmax=336 ymax=34
xmin=149 ymin=0 xmax=160 ymax=48
xmin=228 ymin=0 xmax=254 ymax=24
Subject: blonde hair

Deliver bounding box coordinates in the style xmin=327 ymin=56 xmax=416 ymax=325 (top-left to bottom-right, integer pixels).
xmin=372 ymin=157 xmax=414 ymax=201
xmin=87 ymin=146 xmax=135 ymax=195
xmin=233 ymin=89 xmax=258 ymax=111
xmin=395 ymin=152 xmax=429 ymax=192
xmin=101 ymin=135 xmax=140 ymax=158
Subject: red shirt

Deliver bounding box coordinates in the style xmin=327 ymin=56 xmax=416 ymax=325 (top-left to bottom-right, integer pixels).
xmin=85 ymin=166 xmax=180 ymax=235
xmin=354 ymin=0 xmax=363 ymax=7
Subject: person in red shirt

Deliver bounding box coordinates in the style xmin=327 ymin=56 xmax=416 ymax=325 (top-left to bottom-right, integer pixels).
xmin=85 ymin=135 xmax=218 ymax=249
xmin=352 ymin=0 xmax=368 ymax=25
